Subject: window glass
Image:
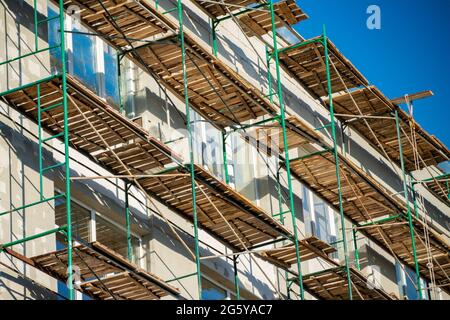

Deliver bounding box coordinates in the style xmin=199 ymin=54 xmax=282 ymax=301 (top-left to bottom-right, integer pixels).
xmin=302 ymin=186 xmax=313 ymax=236
xmin=201 ymin=277 xmax=228 ymax=300
xmin=71 ymin=26 xmax=98 ymax=92
xmin=54 ymin=194 xmax=91 ymax=242
xmin=313 ymin=194 xmax=331 ymax=243
xmin=95 ymin=214 xmax=140 ymax=264
xmin=192 ymin=111 xmax=223 ymax=179
xmin=103 ymin=44 xmax=120 ymax=107
xmin=47 ymin=6 xmax=62 ymax=74
xmin=395 ymin=263 xmax=429 ymax=300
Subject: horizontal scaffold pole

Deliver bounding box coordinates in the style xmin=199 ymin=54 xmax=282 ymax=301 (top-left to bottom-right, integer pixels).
xmin=0 ymin=226 xmax=67 ymax=250
xmin=0 ymin=74 xmax=61 ymax=98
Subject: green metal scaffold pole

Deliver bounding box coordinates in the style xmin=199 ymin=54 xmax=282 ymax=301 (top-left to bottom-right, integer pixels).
xmin=233 ymin=255 xmax=241 ymax=300
xmin=176 ymin=0 xmax=203 ymax=300
xmin=125 ymin=182 xmax=133 ymax=261
xmin=394 ymin=109 xmax=423 ymax=300
xmin=59 ymin=0 xmax=74 ymax=300
xmin=269 ymin=0 xmax=304 ymax=300
xmin=322 ymin=25 xmax=353 ymax=300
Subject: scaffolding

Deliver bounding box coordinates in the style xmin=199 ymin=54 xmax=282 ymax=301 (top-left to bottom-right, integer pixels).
xmin=0 ymin=0 xmax=448 ymax=301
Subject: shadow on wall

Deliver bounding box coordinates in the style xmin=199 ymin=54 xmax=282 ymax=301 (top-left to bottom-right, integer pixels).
xmin=1 ymin=104 xmax=155 ymax=238
xmin=359 ymin=244 xmax=398 ymax=289
xmin=0 ymin=268 xmax=58 ymax=300
xmin=151 ymin=214 xmax=276 ymax=299
xmin=132 ymin=87 xmax=186 ymax=132
xmin=1 ymin=0 xmax=52 ymax=85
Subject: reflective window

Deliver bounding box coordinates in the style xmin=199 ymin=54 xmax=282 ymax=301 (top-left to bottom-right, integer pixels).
xmin=201 ymin=277 xmax=228 ymax=300
xmin=302 ymin=186 xmax=313 ymax=235
xmin=47 ymin=6 xmax=61 ymax=74
xmin=314 ymin=195 xmax=331 ymax=243
xmin=103 ymin=44 xmax=120 ymax=106
xmin=96 ymin=214 xmax=140 ymax=264
xmin=55 ymin=194 xmax=92 ymax=243
xmin=71 ymin=26 xmax=98 ymax=92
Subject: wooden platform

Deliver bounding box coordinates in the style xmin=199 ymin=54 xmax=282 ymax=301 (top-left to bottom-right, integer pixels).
xmin=139 ymin=164 xmax=292 ymax=251
xmin=60 ymin=0 xmax=172 ymax=48
xmin=302 ymin=266 xmax=395 ymax=300
xmin=331 ymin=86 xmax=450 ymax=171
xmin=1 ymin=75 xmax=178 ymax=176
xmin=5 ymin=242 xmax=179 ymax=300
xmin=278 ymin=37 xmax=368 ymax=98
xmin=246 ymin=115 xmax=321 ymax=156
xmin=424 ymin=178 xmax=450 ymax=206
xmin=57 ymin=0 xmax=277 ymax=129
xmin=193 ymin=0 xmax=261 ymax=19
xmin=237 ymin=0 xmax=308 ymax=37
xmin=0 ymin=75 xmax=297 ymax=258
xmin=258 ymin=236 xmax=336 ymax=269
xmin=290 ymin=152 xmax=406 ymax=223
xmin=362 ymin=217 xmax=450 ymax=293
xmin=134 ymin=37 xmax=276 ymax=128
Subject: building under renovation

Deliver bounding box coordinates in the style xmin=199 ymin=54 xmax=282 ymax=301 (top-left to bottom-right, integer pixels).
xmin=0 ymin=0 xmax=449 ymax=300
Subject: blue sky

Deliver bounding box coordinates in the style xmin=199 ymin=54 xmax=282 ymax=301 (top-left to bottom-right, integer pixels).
xmin=292 ymin=0 xmax=450 ymax=149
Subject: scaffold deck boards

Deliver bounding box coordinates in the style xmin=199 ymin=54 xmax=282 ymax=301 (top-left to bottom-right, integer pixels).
xmin=250 ymin=113 xmax=406 ymax=224
xmin=331 ymin=86 xmax=450 ymax=171
xmin=278 ymin=37 xmax=368 ymax=98
xmin=290 ymin=152 xmax=405 ymax=223
xmin=4 ymin=242 xmax=179 ymax=300
xmin=237 ymin=0 xmax=308 ymax=37
xmin=193 ymin=0 xmax=260 ymax=18
xmin=139 ymin=164 xmax=293 ymax=250
xmin=61 ymin=0 xmax=171 ymax=48
xmin=246 ymin=115 xmax=321 ymax=156
xmin=135 ymin=37 xmax=276 ymax=127
xmin=424 ymin=179 xmax=450 ymax=205
xmin=258 ymin=236 xmax=336 ymax=269
xmin=0 ymin=75 xmax=297 ymax=263
xmin=302 ymin=266 xmax=395 ymax=300
xmin=1 ymin=75 xmax=178 ymax=175
xmin=363 ymin=218 xmax=450 ymax=292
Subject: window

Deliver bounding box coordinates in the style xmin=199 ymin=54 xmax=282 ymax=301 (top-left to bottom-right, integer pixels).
xmin=47 ymin=6 xmax=61 ymax=74
xmin=192 ymin=111 xmax=223 ymax=180
xmin=47 ymin=5 xmax=120 ymax=108
xmin=314 ymin=194 xmax=331 ymax=243
xmin=95 ymin=214 xmax=140 ymax=264
xmin=103 ymin=44 xmax=120 ymax=106
xmin=71 ymin=26 xmax=98 ymax=92
xmin=302 ymin=186 xmax=314 ymax=236
xmin=201 ymin=277 xmax=238 ymax=300
xmin=201 ymin=277 xmax=228 ymax=300
xmin=54 ymin=192 xmax=141 ymax=263
xmin=54 ymin=194 xmax=92 ymax=243
xmin=395 ymin=263 xmax=429 ymax=300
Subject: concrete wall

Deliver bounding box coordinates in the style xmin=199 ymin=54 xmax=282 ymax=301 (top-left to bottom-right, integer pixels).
xmin=0 ymin=0 xmax=60 ymax=300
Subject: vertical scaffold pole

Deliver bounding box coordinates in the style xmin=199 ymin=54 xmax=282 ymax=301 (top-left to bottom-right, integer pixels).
xmin=210 ymin=20 xmax=229 ymax=185
xmin=269 ymin=0 xmax=304 ymax=300
xmin=233 ymin=255 xmax=240 ymax=300
xmin=59 ymin=0 xmax=74 ymax=300
xmin=177 ymin=0 xmax=203 ymax=300
xmin=211 ymin=19 xmax=218 ymax=57
xmin=322 ymin=25 xmax=352 ymax=300
xmin=394 ymin=109 xmax=423 ymax=300
xmin=117 ymin=53 xmax=124 ymax=115
xmin=352 ymin=228 xmax=360 ymax=271
xmin=222 ymin=132 xmax=230 ymax=184
xmin=125 ymin=182 xmax=133 ymax=261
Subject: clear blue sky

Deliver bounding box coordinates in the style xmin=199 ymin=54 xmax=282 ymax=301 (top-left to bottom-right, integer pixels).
xmin=293 ymin=0 xmax=450 ymax=149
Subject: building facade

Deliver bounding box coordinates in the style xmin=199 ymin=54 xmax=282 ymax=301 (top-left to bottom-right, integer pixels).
xmin=0 ymin=0 xmax=449 ymax=300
